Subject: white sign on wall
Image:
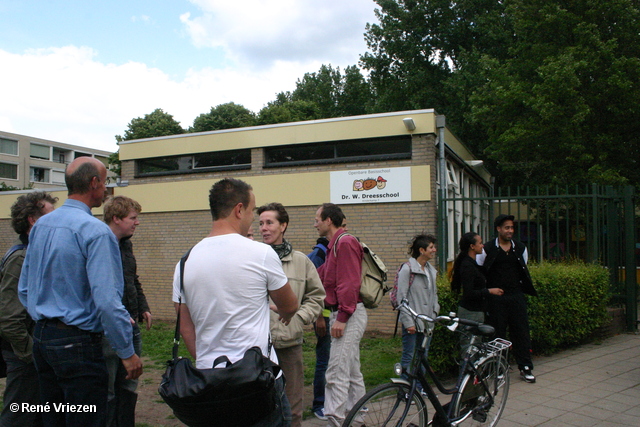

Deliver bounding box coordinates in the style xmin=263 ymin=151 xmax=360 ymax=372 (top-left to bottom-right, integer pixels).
xmin=330 ymin=167 xmax=412 ymax=205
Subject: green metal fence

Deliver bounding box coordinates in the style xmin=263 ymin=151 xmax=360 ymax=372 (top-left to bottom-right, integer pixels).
xmin=438 ymin=184 xmax=638 ymax=331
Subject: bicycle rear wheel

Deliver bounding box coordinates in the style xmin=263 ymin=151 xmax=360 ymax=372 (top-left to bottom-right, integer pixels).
xmin=452 ymin=354 xmax=510 ymax=427
xmin=342 ymin=382 xmax=428 ymax=427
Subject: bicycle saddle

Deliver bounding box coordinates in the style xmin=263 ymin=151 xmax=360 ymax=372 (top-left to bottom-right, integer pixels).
xmin=463 ymin=324 xmax=495 ymax=337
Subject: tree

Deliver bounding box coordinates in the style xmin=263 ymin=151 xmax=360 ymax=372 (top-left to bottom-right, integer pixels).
xmin=290 ymin=64 xmax=372 ymax=118
xmin=360 ymin=0 xmax=512 ymax=154
xmin=115 ymin=108 xmax=184 ymax=142
xmin=471 ymin=0 xmax=640 ymax=187
xmin=107 ymin=151 xmax=121 ymax=178
xmin=113 ymin=108 xmax=184 ymax=179
xmin=257 ymin=92 xmax=321 ymax=125
xmin=337 ymin=65 xmax=373 ymax=116
xmin=362 ymin=0 xmax=640 ymax=189
xmin=190 ymin=102 xmax=256 ymax=133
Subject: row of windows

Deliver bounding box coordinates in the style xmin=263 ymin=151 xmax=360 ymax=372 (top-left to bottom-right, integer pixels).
xmin=0 ymin=138 xmax=90 ymax=164
xmin=0 ymin=162 xmax=65 ymax=184
xmin=136 ymin=136 xmax=412 ymax=177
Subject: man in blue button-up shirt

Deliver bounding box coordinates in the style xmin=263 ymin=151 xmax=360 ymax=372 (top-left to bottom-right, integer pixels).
xmin=18 ymin=156 xmax=143 ymax=427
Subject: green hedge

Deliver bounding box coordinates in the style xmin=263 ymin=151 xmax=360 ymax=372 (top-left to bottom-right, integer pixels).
xmin=427 ymin=261 xmax=610 ymax=374
xmin=527 ymin=261 xmax=610 ymax=352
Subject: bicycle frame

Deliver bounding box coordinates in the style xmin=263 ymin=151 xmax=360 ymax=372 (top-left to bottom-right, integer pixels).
xmin=398 ymin=326 xmax=499 ymax=426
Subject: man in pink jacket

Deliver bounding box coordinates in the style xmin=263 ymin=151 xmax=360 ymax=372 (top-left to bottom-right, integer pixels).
xmin=314 ymin=203 xmax=366 ymax=427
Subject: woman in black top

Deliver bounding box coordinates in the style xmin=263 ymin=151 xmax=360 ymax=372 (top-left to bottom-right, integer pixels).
xmin=450 ymin=232 xmax=503 ymax=353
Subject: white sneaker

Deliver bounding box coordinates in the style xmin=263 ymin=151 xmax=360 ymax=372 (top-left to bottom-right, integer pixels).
xmin=520 ymin=367 xmax=536 ymax=383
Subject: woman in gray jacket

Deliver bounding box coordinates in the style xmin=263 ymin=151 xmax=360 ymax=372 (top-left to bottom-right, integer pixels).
xmin=396 ymin=234 xmax=440 ymax=379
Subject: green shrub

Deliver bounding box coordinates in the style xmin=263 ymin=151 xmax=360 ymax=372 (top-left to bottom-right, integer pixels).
xmin=427 ymin=260 xmax=610 ymax=373
xmin=527 ymin=261 xmax=610 ymax=353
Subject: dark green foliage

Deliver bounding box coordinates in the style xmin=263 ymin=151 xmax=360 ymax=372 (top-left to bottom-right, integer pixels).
xmin=362 ymin=0 xmax=640 ymax=190
xmin=0 ymin=182 xmax=20 ymax=191
xmin=115 ymin=108 xmax=184 ymax=142
xmin=431 ymin=261 xmax=611 ymax=374
xmin=471 ymin=0 xmax=640 ymax=188
xmin=257 ymin=93 xmax=321 ymax=125
xmin=107 ymin=151 xmax=121 ymax=177
xmin=527 ymin=261 xmax=610 ymax=353
xmin=190 ymin=102 xmax=256 ymax=132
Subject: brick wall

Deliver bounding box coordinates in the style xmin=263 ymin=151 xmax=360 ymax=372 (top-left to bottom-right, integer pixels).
xmin=1 ymin=134 xmax=441 ymax=334
xmin=128 ymin=201 xmax=437 ymax=333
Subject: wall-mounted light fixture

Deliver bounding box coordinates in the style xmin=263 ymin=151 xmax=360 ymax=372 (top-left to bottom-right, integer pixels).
xmin=403 ymin=118 xmax=416 ymax=132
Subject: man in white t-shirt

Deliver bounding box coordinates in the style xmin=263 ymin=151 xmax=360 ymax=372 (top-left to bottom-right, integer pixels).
xmin=172 ymin=178 xmax=298 ymax=426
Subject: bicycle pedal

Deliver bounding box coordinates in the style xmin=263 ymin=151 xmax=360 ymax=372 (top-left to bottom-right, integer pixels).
xmin=472 ymin=409 xmax=487 ymax=422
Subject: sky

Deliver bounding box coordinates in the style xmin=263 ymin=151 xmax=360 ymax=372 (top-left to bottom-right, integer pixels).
xmin=0 ymin=0 xmax=378 ymax=152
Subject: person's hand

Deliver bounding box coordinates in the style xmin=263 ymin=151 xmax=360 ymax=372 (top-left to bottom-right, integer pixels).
xmin=315 ymin=316 xmax=327 ymax=337
xmin=489 ymin=288 xmax=504 ymax=296
xmin=121 ymin=354 xmax=143 ymax=380
xmin=278 ymin=314 xmax=291 ymax=325
xmin=269 ymin=304 xmax=292 ymax=325
xmin=331 ymin=320 xmax=346 ymax=338
xmin=406 ymin=326 xmax=416 ymax=334
xmin=142 ymin=312 xmax=152 ymax=330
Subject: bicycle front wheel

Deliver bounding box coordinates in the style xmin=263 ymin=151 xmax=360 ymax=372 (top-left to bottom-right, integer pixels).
xmin=452 ymin=354 xmax=510 ymax=427
xmin=342 ymin=382 xmax=428 ymax=427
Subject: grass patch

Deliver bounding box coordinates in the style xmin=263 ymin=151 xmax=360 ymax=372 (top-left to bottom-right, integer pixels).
xmin=140 ymin=322 xmax=191 ymax=369
xmin=145 ymin=322 xmax=404 ymax=389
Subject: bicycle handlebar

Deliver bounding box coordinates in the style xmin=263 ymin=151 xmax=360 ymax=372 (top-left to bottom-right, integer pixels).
xmin=397 ymin=299 xmax=483 ymax=332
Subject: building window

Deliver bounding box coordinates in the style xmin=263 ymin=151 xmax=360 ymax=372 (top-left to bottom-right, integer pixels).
xmin=264 ymin=136 xmax=411 ymax=167
xmin=0 ymin=138 xmax=18 ymax=155
xmin=30 ymin=167 xmax=50 ymax=183
xmin=136 ymin=149 xmax=251 ymax=177
xmin=52 ymin=170 xmax=65 ymax=184
xmin=30 ymin=143 xmax=51 ymax=160
xmin=0 ymin=162 xmax=18 ymax=179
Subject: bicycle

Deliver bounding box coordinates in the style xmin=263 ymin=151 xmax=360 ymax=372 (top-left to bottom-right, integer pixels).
xmin=343 ymin=300 xmax=511 ymax=427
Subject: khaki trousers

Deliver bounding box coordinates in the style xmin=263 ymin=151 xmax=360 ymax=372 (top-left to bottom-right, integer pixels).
xmin=325 ymin=303 xmax=367 ymax=426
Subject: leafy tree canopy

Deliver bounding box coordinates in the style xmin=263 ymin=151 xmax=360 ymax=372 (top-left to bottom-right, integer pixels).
xmin=190 ymin=102 xmax=256 ymax=133
xmin=257 ymin=92 xmax=321 ymax=125
xmin=291 ymin=64 xmax=372 ymax=118
xmin=470 ymin=0 xmax=640 ymax=187
xmin=115 ymin=108 xmax=184 ymax=142
xmin=362 ymin=0 xmax=640 ymax=189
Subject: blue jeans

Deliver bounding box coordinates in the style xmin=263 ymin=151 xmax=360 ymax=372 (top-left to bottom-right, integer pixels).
xmin=312 ymin=316 xmax=331 ymax=412
xmin=400 ymin=326 xmax=431 ymax=389
xmin=103 ymin=323 xmax=142 ymax=427
xmin=0 ymin=349 xmax=43 ymax=427
xmin=250 ymin=375 xmax=292 ymax=427
xmin=32 ymin=320 xmax=108 ymax=427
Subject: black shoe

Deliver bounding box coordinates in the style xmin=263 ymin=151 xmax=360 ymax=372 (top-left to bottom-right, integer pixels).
xmin=520 ymin=367 xmax=536 ymax=383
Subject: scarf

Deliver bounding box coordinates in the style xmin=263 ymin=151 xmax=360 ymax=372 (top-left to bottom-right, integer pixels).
xmin=271 ymin=239 xmax=293 ymax=260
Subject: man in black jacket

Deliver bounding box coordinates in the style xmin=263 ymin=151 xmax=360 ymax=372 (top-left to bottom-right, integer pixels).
xmin=477 ymin=214 xmax=537 ymax=383
xmin=103 ymin=195 xmax=152 ymax=426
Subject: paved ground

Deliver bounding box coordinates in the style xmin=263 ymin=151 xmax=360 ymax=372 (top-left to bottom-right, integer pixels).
xmin=303 ymin=332 xmax=640 ymax=426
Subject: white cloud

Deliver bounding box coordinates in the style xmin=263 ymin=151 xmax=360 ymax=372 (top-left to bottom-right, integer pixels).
xmin=0 ymin=1 xmax=378 ymax=153
xmin=182 ymin=0 xmax=376 ymax=67
xmin=0 ymin=46 xmax=326 ymax=152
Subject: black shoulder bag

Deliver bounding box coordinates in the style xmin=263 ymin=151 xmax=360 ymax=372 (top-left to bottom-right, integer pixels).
xmin=158 ymin=248 xmax=281 ymax=427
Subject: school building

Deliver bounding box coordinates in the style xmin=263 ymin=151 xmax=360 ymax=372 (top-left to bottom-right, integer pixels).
xmin=0 ymin=110 xmax=491 ymax=333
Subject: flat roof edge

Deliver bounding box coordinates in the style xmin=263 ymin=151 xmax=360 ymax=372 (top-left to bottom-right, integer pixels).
xmin=118 ymin=109 xmax=438 ymax=145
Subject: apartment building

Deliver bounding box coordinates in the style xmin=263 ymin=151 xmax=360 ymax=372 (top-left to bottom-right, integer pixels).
xmin=0 ymin=130 xmax=112 ymax=190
